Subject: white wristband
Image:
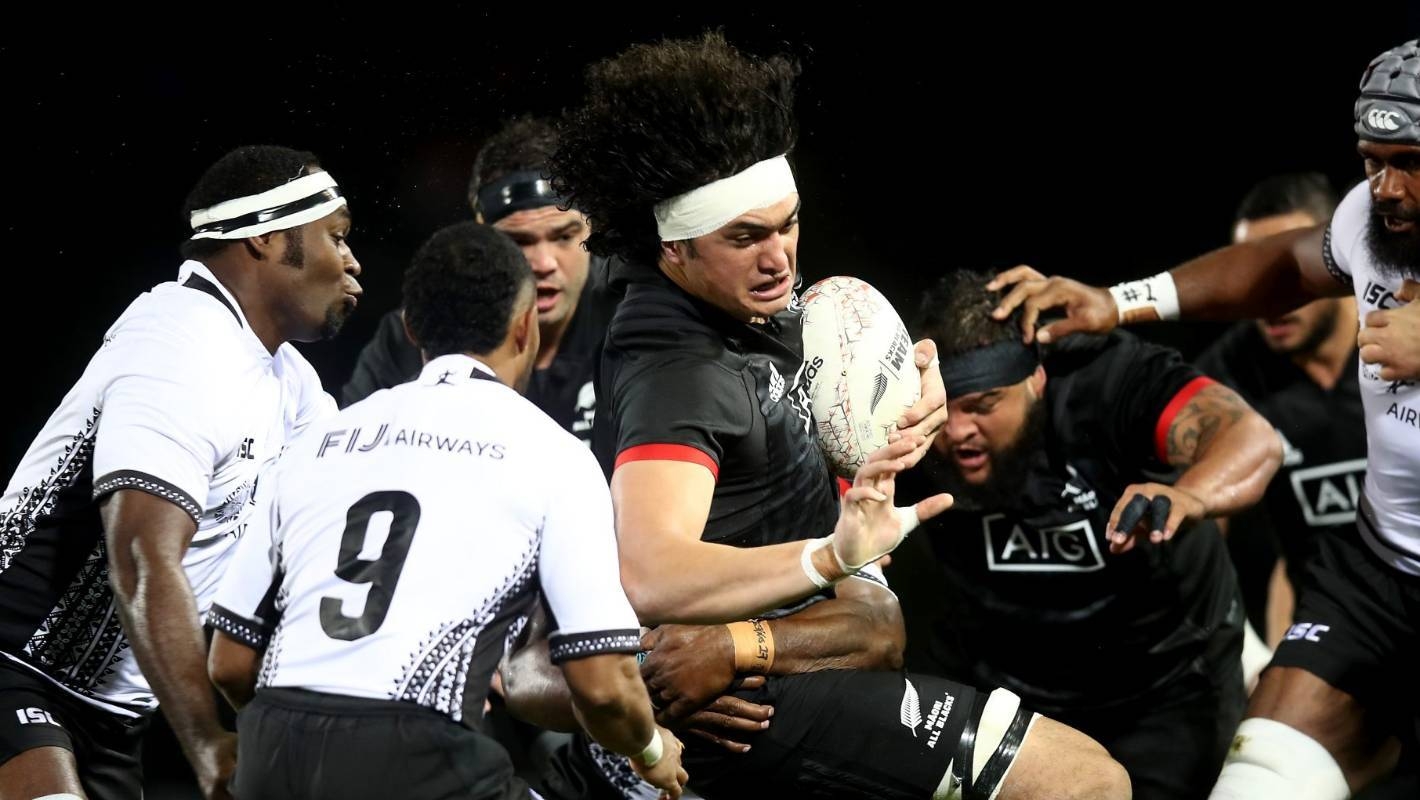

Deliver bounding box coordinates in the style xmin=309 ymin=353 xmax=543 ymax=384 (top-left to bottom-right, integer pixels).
xmin=635 ymin=728 xmax=664 ymax=767
xmin=801 ymin=537 xmax=837 ymax=588
xmin=1108 ymin=272 xmax=1180 ymax=324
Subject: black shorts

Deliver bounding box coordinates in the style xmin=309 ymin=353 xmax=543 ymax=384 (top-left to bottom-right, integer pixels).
xmin=688 ymin=669 xmax=973 ymax=798
xmin=0 ymin=656 xmax=147 ymax=800
xmin=540 ymin=669 xmax=1003 ymax=800
xmin=1052 ymin=651 xmax=1244 ymax=800
xmin=1268 ymin=528 xmax=1420 ymax=725
xmin=236 ymin=688 xmax=533 ymax=800
xmin=538 ymin=669 xmax=1026 ymax=800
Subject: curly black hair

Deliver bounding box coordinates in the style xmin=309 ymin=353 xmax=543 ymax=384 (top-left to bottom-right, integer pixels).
xmin=402 ymin=222 xmax=532 ymax=357
xmin=179 ymin=145 xmax=319 ymax=261
xmin=550 ymin=31 xmax=799 ymax=265
xmin=467 ymin=116 xmax=560 ymax=211
xmin=914 ymin=269 xmax=1025 ymax=357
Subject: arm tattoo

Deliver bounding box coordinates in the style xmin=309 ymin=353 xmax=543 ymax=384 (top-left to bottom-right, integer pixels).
xmin=1166 ymin=384 xmax=1248 ymax=466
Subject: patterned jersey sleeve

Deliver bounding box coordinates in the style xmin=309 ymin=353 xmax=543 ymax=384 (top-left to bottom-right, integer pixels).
xmin=91 ymin=336 xmax=231 ymax=523
xmin=206 ymin=464 xmax=284 ymax=650
xmin=1322 ymin=181 xmax=1370 ymax=289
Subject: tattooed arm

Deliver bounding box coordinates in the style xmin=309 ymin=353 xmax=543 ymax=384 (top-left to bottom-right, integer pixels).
xmin=1165 ymin=383 xmax=1281 ymax=517
xmin=1106 ymin=382 xmax=1282 ymax=554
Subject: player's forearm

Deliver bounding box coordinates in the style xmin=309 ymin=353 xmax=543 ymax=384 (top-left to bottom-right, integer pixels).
xmin=207 ymin=631 xmax=260 ymax=711
xmin=502 ymin=641 xmax=580 ymax=732
xmin=766 ymin=595 xmax=904 ymax=673
xmin=111 ymin=556 xmax=227 ymax=759
xmin=621 ymin=537 xmax=844 ymax=625
xmin=1171 ymin=232 xmax=1320 ymax=321
xmin=563 ymin=654 xmax=659 ymax=757
xmin=1174 ymin=412 xmax=1282 ymax=518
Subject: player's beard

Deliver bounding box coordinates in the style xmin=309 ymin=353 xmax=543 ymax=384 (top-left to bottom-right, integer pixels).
xmin=1366 ymin=202 xmax=1420 ymax=281
xmin=931 ymin=398 xmax=1048 ymax=512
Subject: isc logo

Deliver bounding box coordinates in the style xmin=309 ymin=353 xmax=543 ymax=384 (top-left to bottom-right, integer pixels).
xmin=1285 ymin=622 xmax=1330 ymax=643
xmin=14 ymin=707 xmax=60 ymax=726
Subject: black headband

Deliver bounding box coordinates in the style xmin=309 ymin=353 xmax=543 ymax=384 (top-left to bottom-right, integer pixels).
xmin=475 ymin=170 xmax=565 ymax=224
xmin=938 ymin=340 xmax=1040 ymax=398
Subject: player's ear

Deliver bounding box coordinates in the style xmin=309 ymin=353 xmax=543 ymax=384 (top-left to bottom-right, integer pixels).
xmin=661 ymin=240 xmax=690 ymax=268
xmin=512 ymin=289 xmax=538 ymax=357
xmin=1028 ymin=365 xmax=1047 ymax=398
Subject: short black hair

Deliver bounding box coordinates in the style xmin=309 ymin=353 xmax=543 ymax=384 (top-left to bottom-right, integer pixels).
xmin=1235 ymin=172 xmax=1337 ymax=224
xmin=402 ymin=221 xmax=532 ymax=358
xmin=179 ymin=145 xmax=320 ymax=261
xmin=914 ymin=269 xmax=1023 ymax=357
xmin=550 ymin=31 xmax=799 ymax=265
xmin=467 ymin=116 xmax=560 ymax=211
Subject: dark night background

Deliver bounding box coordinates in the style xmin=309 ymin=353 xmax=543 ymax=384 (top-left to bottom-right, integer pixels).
xmin=2 ymin=8 xmax=1417 ymax=795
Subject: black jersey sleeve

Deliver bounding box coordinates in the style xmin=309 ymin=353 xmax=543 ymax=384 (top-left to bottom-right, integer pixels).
xmin=1050 ymin=332 xmax=1212 ymax=471
xmin=608 ymin=356 xmax=755 ymax=480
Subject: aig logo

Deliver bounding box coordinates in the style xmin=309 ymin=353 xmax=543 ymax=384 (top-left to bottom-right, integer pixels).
xmin=983 ymin=515 xmax=1106 ymax=572
xmin=1365 ymin=107 xmax=1405 ymax=132
xmin=1288 ymin=459 xmax=1366 ymax=526
xmin=572 ymin=381 xmax=595 ymax=442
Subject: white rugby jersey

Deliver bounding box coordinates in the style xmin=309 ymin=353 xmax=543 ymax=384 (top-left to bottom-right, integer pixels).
xmin=0 ymin=260 xmax=334 ymax=716
xmin=1324 ymin=182 xmax=1420 ymax=575
xmin=208 ymin=354 xmax=642 ymax=724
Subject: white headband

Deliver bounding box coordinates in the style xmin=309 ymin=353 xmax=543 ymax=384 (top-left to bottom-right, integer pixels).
xmin=189 ymin=171 xmax=347 ymax=240
xmin=653 ymin=156 xmax=797 ymax=241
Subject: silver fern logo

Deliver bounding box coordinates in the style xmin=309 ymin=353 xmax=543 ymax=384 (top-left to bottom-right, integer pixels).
xmin=869 ymin=372 xmax=888 ymax=413
xmin=900 ymin=677 xmax=923 ymax=736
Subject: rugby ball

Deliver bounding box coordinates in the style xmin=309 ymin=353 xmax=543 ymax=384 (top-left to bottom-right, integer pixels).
xmin=799 ymin=276 xmax=920 ymax=478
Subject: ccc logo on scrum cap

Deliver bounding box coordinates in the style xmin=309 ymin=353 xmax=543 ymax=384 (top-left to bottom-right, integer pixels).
xmin=1366 ymin=107 xmax=1404 ymax=132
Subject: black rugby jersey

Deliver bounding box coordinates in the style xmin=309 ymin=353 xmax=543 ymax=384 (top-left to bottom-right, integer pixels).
xmin=896 ymin=331 xmax=1241 ymax=714
xmin=595 ymin=259 xmax=840 ymax=551
xmin=1197 ymin=322 xmax=1366 ymax=587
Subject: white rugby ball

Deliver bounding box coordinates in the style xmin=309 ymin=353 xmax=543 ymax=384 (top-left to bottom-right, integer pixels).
xmin=799 ymin=276 xmax=920 ymax=478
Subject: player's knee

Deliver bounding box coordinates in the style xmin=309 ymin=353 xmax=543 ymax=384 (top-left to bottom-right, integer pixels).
xmin=1035 ymin=718 xmax=1130 ymax=800
xmin=1067 ymin=752 xmax=1131 ymax=800
xmin=945 ymin=688 xmax=1129 ymax=800
xmin=987 ymin=712 xmax=1129 ymax=800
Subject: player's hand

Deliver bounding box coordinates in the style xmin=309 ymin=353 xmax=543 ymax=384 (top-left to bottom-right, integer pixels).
xmin=640 ymin=624 xmax=736 ymax=726
xmin=897 ymin=339 xmax=947 ymax=470
xmin=832 ymin=436 xmax=952 ymax=572
xmin=1106 ymin=483 xmax=1206 ymax=554
xmin=679 ymin=675 xmax=774 ymax=754
xmin=987 ymin=266 xmax=1118 ymax=344
xmin=630 ymin=726 xmax=689 ymax=800
xmin=1358 ymin=279 xmax=1420 ymax=382
xmin=193 ymin=730 xmax=238 ymax=800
